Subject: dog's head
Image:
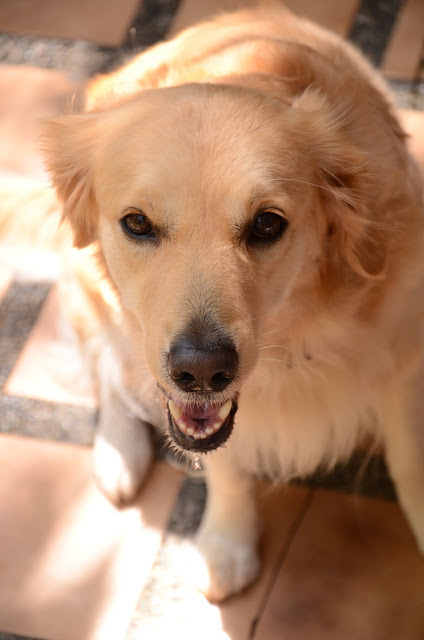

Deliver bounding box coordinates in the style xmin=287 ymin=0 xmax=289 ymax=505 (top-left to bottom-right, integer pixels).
xmin=44 ymin=81 xmax=383 ymax=453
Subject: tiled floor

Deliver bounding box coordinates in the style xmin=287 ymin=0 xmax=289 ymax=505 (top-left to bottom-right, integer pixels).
xmin=170 ymin=0 xmax=359 ymax=37
xmin=0 ymin=1 xmax=423 ymax=639
xmin=0 ymin=0 xmax=140 ymax=46
xmin=254 ymin=491 xmax=424 ymax=640
xmin=0 ymin=435 xmax=182 ymax=640
xmin=171 ymin=0 xmax=424 ymax=81
xmin=5 ymin=285 xmax=96 ymax=408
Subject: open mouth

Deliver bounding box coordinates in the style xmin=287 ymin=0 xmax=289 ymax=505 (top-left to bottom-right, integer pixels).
xmin=167 ymin=397 xmax=238 ymax=452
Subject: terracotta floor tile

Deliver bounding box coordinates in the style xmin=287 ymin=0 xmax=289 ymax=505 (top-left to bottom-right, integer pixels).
xmin=382 ymin=0 xmax=424 ymax=79
xmin=0 ymin=65 xmax=76 ymax=179
xmin=283 ymin=0 xmax=359 ymax=35
xmin=169 ymin=0 xmax=257 ymax=35
xmin=128 ymin=485 xmax=311 ymax=639
xmin=0 ymin=434 xmax=182 ymax=640
xmin=170 ymin=0 xmax=358 ymax=36
xmin=219 ymin=485 xmax=311 ymax=639
xmin=5 ymin=285 xmax=97 ymax=408
xmin=255 ymin=490 xmax=424 ymax=640
xmin=399 ymin=109 xmax=424 ymax=176
xmin=0 ymin=0 xmax=139 ymax=47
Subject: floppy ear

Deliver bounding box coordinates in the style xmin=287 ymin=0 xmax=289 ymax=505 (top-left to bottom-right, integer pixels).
xmin=293 ymin=89 xmax=386 ymax=280
xmin=43 ymin=114 xmax=99 ymax=248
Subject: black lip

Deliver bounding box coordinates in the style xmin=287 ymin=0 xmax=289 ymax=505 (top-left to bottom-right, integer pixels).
xmin=167 ymin=399 xmax=238 ymax=453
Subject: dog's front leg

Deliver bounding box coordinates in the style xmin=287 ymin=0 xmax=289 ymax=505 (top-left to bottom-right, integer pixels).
xmin=195 ymin=448 xmax=261 ymax=601
xmin=383 ymin=370 xmax=424 ymax=554
xmin=92 ymin=349 xmax=153 ymax=506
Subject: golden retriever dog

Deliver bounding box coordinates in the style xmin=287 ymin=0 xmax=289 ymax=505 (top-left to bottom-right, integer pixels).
xmin=11 ymin=5 xmax=424 ymax=601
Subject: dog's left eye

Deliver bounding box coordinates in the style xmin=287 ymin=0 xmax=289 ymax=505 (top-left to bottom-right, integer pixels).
xmin=121 ymin=212 xmax=156 ymax=239
xmin=250 ymin=210 xmax=288 ymax=243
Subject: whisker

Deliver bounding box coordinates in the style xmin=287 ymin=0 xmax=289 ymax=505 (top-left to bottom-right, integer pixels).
xmin=258 ymin=344 xmax=296 ymax=356
xmin=258 ymin=343 xmax=292 ymax=350
xmin=260 ymin=356 xmax=293 ymax=368
xmin=251 ymin=369 xmax=273 ymax=384
xmin=261 ymin=327 xmax=284 ymax=337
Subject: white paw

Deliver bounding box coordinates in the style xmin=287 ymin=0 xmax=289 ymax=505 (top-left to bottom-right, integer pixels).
xmin=92 ymin=433 xmax=153 ymax=506
xmin=195 ymin=530 xmax=261 ymax=602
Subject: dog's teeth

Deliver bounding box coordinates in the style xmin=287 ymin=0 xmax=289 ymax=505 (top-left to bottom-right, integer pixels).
xmin=169 ymin=400 xmax=182 ymax=421
xmin=186 ymin=426 xmax=195 ymax=436
xmin=218 ymin=400 xmax=232 ymax=421
xmin=205 ymin=426 xmax=214 ymax=436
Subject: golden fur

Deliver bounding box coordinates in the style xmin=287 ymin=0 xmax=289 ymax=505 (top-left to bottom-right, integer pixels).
xmin=22 ymin=6 xmax=424 ymax=600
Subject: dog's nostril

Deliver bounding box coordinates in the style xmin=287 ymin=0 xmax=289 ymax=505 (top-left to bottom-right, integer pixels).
xmin=211 ymin=371 xmax=234 ymax=387
xmin=174 ymin=371 xmax=196 ymax=386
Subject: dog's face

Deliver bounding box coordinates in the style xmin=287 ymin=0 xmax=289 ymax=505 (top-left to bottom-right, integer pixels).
xmin=45 ymin=82 xmax=376 ymax=453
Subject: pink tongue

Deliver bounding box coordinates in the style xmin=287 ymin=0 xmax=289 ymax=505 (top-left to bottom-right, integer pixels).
xmin=175 ymin=402 xmax=223 ymax=432
xmin=181 ymin=403 xmax=219 ymax=421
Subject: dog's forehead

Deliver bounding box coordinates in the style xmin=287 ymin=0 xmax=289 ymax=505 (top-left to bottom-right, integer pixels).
xmin=96 ymin=84 xmax=302 ymax=217
xmin=105 ymin=85 xmax=284 ymax=162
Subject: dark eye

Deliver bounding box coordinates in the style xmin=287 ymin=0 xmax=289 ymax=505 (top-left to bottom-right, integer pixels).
xmin=250 ymin=210 xmax=288 ymax=244
xmin=121 ymin=211 xmax=155 ymax=240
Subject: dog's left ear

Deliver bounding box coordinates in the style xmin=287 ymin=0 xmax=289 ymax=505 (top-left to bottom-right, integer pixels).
xmin=293 ymin=89 xmax=387 ymax=280
xmin=44 ymin=114 xmax=99 ymax=248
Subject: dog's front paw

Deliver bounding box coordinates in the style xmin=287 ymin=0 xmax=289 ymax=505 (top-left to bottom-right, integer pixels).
xmin=195 ymin=530 xmax=261 ymax=602
xmin=92 ymin=432 xmax=153 ymax=506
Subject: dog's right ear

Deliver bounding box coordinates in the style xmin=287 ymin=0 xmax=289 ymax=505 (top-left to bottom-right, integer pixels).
xmin=43 ymin=114 xmax=99 ymax=248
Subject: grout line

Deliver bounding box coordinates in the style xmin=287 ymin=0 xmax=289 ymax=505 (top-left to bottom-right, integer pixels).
xmin=248 ymin=488 xmax=315 ymax=640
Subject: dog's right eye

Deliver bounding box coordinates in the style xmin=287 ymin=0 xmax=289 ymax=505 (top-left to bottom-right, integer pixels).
xmin=121 ymin=211 xmax=156 ymax=240
xmin=248 ymin=209 xmax=288 ymax=246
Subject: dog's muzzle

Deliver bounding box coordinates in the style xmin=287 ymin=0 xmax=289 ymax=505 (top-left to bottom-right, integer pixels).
xmin=167 ymin=397 xmax=238 ymax=452
xmin=165 ymin=332 xmax=239 ymax=451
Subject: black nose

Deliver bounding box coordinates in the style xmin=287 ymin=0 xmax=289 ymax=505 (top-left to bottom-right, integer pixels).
xmin=168 ymin=338 xmax=238 ymax=393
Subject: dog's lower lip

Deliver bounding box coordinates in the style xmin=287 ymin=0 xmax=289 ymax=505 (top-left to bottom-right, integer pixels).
xmin=167 ymin=398 xmax=237 ymax=452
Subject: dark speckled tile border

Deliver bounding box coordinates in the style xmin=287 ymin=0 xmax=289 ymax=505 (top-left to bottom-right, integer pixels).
xmin=0 ymin=0 xmax=181 ymax=78
xmin=348 ymin=0 xmax=405 ymax=67
xmin=122 ymin=0 xmax=181 ymax=49
xmin=0 ymin=395 xmax=96 ymax=445
xmin=292 ymin=450 xmax=396 ymax=501
xmin=0 ymin=280 xmax=96 ymax=446
xmin=0 ymin=281 xmax=50 ymax=388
